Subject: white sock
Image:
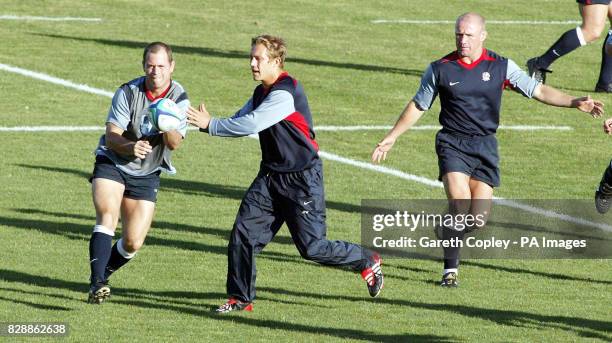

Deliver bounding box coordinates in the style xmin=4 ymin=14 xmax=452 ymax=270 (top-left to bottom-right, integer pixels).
xmin=443 ymin=268 xmax=458 ymax=275
xmin=576 ymin=27 xmax=587 ymax=46
xmin=93 ymin=225 xmax=114 ymax=236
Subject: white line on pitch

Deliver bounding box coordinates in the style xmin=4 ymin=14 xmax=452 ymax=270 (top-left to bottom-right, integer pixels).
xmin=372 ymin=19 xmax=582 ymax=25
xmin=315 ymin=125 xmax=573 ymax=131
xmin=0 ymin=126 xmax=104 ymax=132
xmin=318 ymin=150 xmax=612 ymax=233
xmin=0 ymin=126 xmax=210 ymax=132
xmin=0 ymin=15 xmax=102 ymax=22
xmin=0 ymin=63 xmax=114 ymax=98
xmin=3 ymin=63 xmax=608 ymax=232
xmin=0 ymin=125 xmax=573 ymax=132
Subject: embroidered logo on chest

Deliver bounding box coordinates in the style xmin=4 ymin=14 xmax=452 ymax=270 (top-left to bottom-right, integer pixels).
xmin=482 ymin=72 xmax=491 ymax=82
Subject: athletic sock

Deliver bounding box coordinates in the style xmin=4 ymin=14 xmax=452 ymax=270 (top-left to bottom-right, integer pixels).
xmin=441 ymin=224 xmax=464 ymax=273
xmin=443 ymin=268 xmax=458 ymax=275
xmin=104 ymin=238 xmax=136 ymax=280
xmin=89 ymin=225 xmax=114 ymax=284
xmin=539 ymin=27 xmax=585 ymax=68
xmin=443 ymin=258 xmax=459 ymax=270
xmin=597 ymin=29 xmax=612 ymax=86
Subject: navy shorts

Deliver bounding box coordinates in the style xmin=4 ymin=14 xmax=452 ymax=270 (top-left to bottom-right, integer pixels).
xmin=576 ymin=0 xmax=610 ymax=5
xmin=435 ymin=130 xmax=500 ymax=188
xmin=90 ymin=155 xmax=161 ymax=202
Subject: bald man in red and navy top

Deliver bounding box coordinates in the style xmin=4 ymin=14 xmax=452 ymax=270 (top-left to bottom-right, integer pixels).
xmin=373 ymin=12 xmax=604 ymax=287
xmin=188 ymin=34 xmax=383 ymax=313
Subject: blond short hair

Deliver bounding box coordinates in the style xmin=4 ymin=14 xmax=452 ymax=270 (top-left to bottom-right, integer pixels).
xmin=251 ymin=35 xmax=287 ymax=67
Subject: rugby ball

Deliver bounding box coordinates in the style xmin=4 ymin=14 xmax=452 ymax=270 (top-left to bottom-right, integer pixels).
xmin=148 ymin=98 xmax=182 ymax=132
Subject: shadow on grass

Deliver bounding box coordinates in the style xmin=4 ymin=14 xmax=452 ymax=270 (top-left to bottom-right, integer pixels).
xmin=34 ymin=33 xmax=424 ymax=77
xmin=17 ymin=164 xmax=363 ymax=214
xmin=556 ymin=86 xmax=599 ymax=94
xmin=0 ymin=269 xmax=453 ymax=342
xmin=383 ymin=263 xmax=432 ymax=274
xmin=461 ymin=259 xmax=612 ymax=286
xmin=14 ymin=208 xmax=295 ymax=246
xmin=258 ymin=286 xmax=612 ymax=341
xmin=0 ymin=214 xmax=305 ymax=265
xmin=9 ymin=205 xmax=610 ymax=286
xmin=0 ymin=269 xmax=324 ymax=310
xmin=3 ymin=209 xmax=417 ymax=283
xmin=113 ymin=298 xmax=456 ymax=342
xmin=0 ymin=293 xmax=71 ymax=311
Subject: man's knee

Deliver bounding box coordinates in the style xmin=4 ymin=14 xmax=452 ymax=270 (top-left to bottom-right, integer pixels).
xmin=298 ymin=240 xmax=328 ymax=262
xmin=122 ymin=237 xmax=144 ymax=253
xmin=581 ymin=25 xmax=605 ymax=42
xmin=442 ymin=173 xmax=472 ymax=199
xmin=95 ymin=200 xmax=121 ymax=228
xmin=229 ymin=220 xmax=253 ymax=245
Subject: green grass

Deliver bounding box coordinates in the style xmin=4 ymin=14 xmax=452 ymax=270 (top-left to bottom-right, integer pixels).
xmin=0 ymin=1 xmax=611 ymax=342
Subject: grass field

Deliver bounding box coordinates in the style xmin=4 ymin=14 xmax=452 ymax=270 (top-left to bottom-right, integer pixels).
xmin=1 ymin=1 xmax=611 ymax=342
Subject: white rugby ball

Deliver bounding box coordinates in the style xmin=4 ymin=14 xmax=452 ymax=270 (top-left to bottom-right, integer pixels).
xmin=148 ymin=98 xmax=182 ymax=132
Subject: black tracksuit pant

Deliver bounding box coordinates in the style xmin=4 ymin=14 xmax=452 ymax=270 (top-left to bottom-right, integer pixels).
xmin=226 ymin=160 xmax=371 ymax=302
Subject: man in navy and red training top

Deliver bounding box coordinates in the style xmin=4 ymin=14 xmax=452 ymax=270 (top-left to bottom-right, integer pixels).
xmin=372 ymin=12 xmax=604 ymax=287
xmin=187 ymin=34 xmax=383 ymax=313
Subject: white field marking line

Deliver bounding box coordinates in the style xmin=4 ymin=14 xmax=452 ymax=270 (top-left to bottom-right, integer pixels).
xmin=0 ymin=126 xmax=207 ymax=132
xmin=315 ymin=125 xmax=573 ymax=131
xmin=0 ymin=126 xmax=104 ymax=132
xmin=0 ymin=124 xmax=573 ymax=132
xmin=0 ymin=15 xmax=102 ymax=22
xmin=317 ymin=150 xmax=612 ymax=233
xmin=3 ymin=63 xmax=609 ymax=232
xmin=0 ymin=63 xmax=114 ymax=98
xmin=371 ymin=19 xmax=582 ymax=25
xmin=493 ymin=199 xmax=612 ymax=233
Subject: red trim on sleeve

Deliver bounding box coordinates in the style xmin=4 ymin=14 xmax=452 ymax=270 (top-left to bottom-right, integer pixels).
xmin=502 ymin=79 xmax=512 ymax=90
xmin=284 ymin=112 xmax=319 ymax=151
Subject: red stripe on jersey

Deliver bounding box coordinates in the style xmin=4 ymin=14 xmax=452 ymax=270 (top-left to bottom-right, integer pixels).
xmin=145 ymin=82 xmax=172 ymax=101
xmin=271 ymin=72 xmax=290 ymax=88
xmin=284 ymin=112 xmax=319 ymax=151
xmin=262 ymin=72 xmax=290 ymax=96
xmin=502 ymin=79 xmax=512 ymax=90
xmin=456 ymin=49 xmax=494 ymax=70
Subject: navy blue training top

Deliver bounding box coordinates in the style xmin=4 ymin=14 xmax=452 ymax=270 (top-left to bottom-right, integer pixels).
xmin=208 ymin=72 xmax=319 ymax=172
xmin=413 ymin=49 xmax=539 ymax=136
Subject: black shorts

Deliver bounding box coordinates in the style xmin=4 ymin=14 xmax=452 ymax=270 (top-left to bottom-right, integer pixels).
xmin=576 ymin=0 xmax=610 ymax=5
xmin=90 ymin=155 xmax=161 ymax=202
xmin=435 ymin=130 xmax=500 ymax=188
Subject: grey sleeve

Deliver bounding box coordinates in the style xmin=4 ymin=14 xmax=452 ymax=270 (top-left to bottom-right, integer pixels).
xmin=412 ymin=64 xmax=438 ymax=111
xmin=506 ymin=58 xmax=540 ymax=98
xmin=106 ymin=87 xmax=131 ymax=130
xmin=208 ymin=90 xmax=295 ymax=137
xmin=231 ymin=98 xmax=254 ymax=118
